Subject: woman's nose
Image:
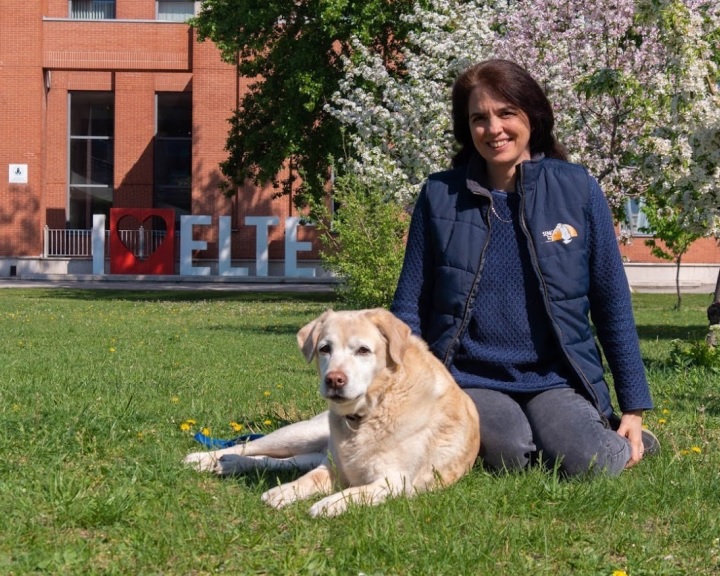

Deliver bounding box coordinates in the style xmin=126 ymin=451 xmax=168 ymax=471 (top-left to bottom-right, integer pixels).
xmin=487 ymin=114 xmax=502 ymax=134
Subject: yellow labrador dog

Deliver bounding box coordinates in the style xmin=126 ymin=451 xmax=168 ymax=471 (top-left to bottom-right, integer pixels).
xmin=184 ymin=308 xmax=480 ymax=517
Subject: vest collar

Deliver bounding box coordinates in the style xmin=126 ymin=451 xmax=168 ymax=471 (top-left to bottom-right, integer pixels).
xmin=464 ymin=152 xmax=546 ymax=197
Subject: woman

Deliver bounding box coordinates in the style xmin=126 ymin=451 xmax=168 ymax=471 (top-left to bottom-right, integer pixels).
xmin=390 ymin=59 xmax=658 ymax=476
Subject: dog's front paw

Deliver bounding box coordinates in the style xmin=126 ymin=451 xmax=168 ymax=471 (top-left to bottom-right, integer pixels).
xmin=185 ymin=452 xmax=268 ymax=476
xmin=309 ymin=492 xmax=349 ymax=518
xmin=261 ymin=484 xmax=299 ymax=509
xmin=183 ymin=451 xmax=220 ymax=473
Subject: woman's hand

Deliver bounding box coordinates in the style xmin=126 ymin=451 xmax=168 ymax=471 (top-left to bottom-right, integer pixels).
xmin=617 ymin=409 xmax=645 ymax=468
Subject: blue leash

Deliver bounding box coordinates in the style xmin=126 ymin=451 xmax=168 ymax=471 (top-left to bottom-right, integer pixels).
xmin=193 ymin=432 xmax=265 ymax=449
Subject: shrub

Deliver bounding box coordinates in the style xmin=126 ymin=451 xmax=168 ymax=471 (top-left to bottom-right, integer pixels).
xmin=668 ymin=336 xmax=720 ymax=371
xmin=312 ymin=174 xmax=409 ymax=309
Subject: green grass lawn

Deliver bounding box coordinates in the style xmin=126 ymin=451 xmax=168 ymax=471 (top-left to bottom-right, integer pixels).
xmin=0 ymin=288 xmax=718 ymax=575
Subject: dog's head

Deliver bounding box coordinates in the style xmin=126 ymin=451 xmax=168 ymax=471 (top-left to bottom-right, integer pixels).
xmin=297 ymin=309 xmax=412 ymax=409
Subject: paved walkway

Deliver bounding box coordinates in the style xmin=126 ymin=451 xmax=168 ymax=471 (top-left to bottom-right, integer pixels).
xmin=0 ymin=275 xmax=715 ymax=294
xmin=0 ymin=275 xmax=337 ymax=293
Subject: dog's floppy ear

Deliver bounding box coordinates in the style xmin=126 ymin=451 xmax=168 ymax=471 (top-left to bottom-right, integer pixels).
xmin=297 ymin=310 xmax=331 ymax=362
xmin=368 ymin=308 xmax=411 ymax=367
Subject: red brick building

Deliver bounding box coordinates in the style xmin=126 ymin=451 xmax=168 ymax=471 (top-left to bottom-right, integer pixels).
xmin=0 ymin=0 xmax=320 ymax=277
xmin=0 ymin=1 xmax=717 ymax=286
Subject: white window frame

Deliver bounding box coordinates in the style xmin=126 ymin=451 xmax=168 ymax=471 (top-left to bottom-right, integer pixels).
xmin=68 ymin=0 xmax=116 ymax=19
xmin=156 ymin=0 xmax=198 ymax=22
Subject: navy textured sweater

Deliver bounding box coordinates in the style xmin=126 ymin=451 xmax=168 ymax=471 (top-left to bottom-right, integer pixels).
xmin=451 ymin=189 xmax=570 ymax=392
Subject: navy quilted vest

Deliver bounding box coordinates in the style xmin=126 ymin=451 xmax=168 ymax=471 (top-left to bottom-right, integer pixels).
xmin=422 ymin=156 xmax=612 ymax=417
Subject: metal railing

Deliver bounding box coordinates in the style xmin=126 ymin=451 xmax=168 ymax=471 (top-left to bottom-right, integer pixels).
xmin=43 ymin=226 xmax=171 ymax=258
xmin=116 ymin=228 xmax=169 ymax=260
xmin=44 ymin=227 xmax=92 ymax=257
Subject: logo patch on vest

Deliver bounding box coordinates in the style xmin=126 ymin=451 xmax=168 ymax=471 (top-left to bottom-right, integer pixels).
xmin=542 ymin=223 xmax=578 ymax=244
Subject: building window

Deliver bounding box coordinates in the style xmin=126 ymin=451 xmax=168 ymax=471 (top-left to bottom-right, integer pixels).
xmin=622 ymin=198 xmax=652 ymax=237
xmin=157 ymin=1 xmax=196 ymax=22
xmin=154 ymin=93 xmax=192 ymax=217
xmin=68 ymin=92 xmax=114 ymax=229
xmin=69 ymin=0 xmax=116 ymax=19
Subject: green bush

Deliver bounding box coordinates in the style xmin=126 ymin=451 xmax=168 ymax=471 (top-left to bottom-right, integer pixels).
xmin=313 ymin=174 xmax=410 ymax=309
xmin=668 ymin=336 xmax=720 ymax=371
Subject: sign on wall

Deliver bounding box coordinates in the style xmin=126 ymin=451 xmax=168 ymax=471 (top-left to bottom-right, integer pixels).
xmin=8 ymin=164 xmax=28 ymax=184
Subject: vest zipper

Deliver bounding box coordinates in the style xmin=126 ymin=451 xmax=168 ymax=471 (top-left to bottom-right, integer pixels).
xmin=516 ymin=163 xmax=608 ymax=425
xmin=442 ymin=196 xmax=492 ymax=367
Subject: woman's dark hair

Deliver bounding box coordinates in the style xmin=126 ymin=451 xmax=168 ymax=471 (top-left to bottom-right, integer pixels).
xmin=451 ymin=59 xmax=567 ymax=167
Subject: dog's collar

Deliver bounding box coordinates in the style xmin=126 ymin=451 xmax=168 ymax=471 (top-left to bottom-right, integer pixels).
xmin=344 ymin=413 xmax=363 ymax=432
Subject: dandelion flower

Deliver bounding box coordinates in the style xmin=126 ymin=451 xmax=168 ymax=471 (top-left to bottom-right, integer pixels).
xmin=201 ymin=427 xmax=211 ymax=436
xmin=658 ymin=418 xmax=667 ymax=425
xmin=691 ymin=446 xmax=702 ymax=454
xmin=263 ymin=391 xmax=271 ymax=397
xmin=263 ymin=419 xmax=272 ymax=426
xmin=230 ymin=422 xmax=243 ymax=433
xmin=612 ymin=571 xmax=628 ymax=576
xmin=109 ymin=347 xmax=116 ymax=353
xmin=170 ymin=396 xmax=180 ymax=404
xmin=180 ymin=422 xmax=191 ymax=432
xmin=185 ymin=418 xmax=196 ymax=425
xmin=662 ymin=408 xmax=670 ymax=414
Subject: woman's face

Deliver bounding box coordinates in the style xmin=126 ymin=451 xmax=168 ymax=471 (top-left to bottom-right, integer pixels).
xmin=468 ymin=85 xmax=532 ymax=182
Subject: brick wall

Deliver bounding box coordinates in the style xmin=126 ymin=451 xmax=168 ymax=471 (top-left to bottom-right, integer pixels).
xmin=619 ymin=235 xmax=720 ymax=264
xmin=0 ymin=2 xmax=45 ymax=256
xmin=43 ymin=20 xmax=191 ymax=71
xmin=0 ymin=1 xmax=324 ymax=262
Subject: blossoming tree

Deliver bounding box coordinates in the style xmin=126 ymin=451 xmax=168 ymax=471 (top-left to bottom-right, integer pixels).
xmin=328 ymin=0 xmax=720 ymax=321
xmin=327 ymin=0 xmax=497 ymax=203
xmin=191 ymin=0 xmax=424 ymax=204
xmin=495 ymin=0 xmax=720 ymax=314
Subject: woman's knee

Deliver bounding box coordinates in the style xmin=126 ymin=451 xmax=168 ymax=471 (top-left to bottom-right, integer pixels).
xmin=479 ymin=435 xmax=534 ymax=472
xmin=463 ymin=388 xmax=535 ymax=473
xmin=523 ymin=388 xmax=631 ymax=477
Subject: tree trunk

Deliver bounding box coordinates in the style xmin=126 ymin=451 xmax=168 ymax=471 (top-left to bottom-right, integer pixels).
xmin=674 ymin=256 xmax=682 ymax=310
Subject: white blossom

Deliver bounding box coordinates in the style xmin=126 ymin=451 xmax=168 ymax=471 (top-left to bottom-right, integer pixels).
xmin=327 ymin=0 xmax=720 ymax=237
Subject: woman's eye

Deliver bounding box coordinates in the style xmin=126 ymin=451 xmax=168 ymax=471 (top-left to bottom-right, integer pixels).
xmin=319 ymin=344 xmax=332 ymax=354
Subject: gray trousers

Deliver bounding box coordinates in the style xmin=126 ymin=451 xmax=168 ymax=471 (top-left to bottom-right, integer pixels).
xmin=463 ymin=387 xmax=631 ymax=477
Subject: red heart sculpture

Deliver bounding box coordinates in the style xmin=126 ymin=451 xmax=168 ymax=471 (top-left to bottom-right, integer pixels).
xmin=109 ymin=209 xmax=175 ymax=274
xmin=114 ymin=214 xmax=168 ymax=261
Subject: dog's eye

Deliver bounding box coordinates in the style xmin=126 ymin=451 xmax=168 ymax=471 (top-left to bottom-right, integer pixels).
xmin=356 ymin=346 xmax=372 ymax=356
xmin=319 ymin=343 xmax=332 ymax=355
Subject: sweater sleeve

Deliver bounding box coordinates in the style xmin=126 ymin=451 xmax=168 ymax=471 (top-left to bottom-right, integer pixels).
xmin=390 ymin=185 xmax=434 ymax=338
xmin=587 ymin=177 xmax=654 ymax=412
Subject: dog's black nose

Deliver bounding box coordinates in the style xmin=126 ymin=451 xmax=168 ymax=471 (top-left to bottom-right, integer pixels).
xmin=325 ymin=371 xmax=347 ymax=390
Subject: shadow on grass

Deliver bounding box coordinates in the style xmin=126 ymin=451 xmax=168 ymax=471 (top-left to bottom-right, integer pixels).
xmin=224 ymin=467 xmax=306 ymax=490
xmin=635 ymin=324 xmax=708 ymax=341
xmin=204 ymin=323 xmax=305 ymax=336
xmin=653 ymin=382 xmax=720 ymax=417
xmin=18 ymin=288 xmax=339 ymax=305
